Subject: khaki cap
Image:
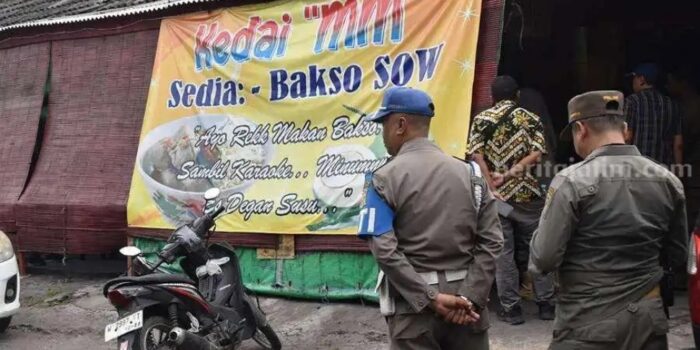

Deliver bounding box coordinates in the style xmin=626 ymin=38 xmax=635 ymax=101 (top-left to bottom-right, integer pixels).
xmin=560 ymin=90 xmax=625 ymax=140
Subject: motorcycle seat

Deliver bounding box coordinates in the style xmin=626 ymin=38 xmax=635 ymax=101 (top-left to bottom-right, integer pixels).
xmin=124 ymin=273 xmax=196 ymax=285
xmin=104 ymin=274 xmax=195 ymax=296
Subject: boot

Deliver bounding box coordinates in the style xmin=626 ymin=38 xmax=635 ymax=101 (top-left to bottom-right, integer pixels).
xmin=497 ymin=304 xmax=525 ymax=325
xmin=538 ymin=302 xmax=555 ymax=321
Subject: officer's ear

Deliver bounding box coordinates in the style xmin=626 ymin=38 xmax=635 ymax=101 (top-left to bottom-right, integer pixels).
xmin=396 ymin=114 xmax=408 ymax=135
xmin=574 ymin=121 xmax=587 ymax=138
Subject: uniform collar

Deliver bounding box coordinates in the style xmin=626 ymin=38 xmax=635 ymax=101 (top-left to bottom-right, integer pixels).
xmin=396 ymin=137 xmax=439 ymax=156
xmin=586 ymin=144 xmax=641 ymax=160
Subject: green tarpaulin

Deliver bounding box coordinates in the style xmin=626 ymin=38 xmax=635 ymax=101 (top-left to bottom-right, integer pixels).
xmin=134 ymin=237 xmax=379 ymax=302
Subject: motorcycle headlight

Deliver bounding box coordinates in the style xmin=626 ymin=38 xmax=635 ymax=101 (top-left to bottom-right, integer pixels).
xmin=0 ymin=231 xmax=14 ymax=263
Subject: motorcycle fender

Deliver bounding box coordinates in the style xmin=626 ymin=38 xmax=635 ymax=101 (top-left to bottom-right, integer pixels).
xmin=242 ymin=294 xmax=268 ymax=327
xmin=117 ymin=299 xmax=161 ymax=318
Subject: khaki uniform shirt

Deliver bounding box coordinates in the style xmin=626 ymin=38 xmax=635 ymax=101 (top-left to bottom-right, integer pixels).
xmin=530 ymin=144 xmax=688 ymax=330
xmin=367 ymin=138 xmax=503 ymax=315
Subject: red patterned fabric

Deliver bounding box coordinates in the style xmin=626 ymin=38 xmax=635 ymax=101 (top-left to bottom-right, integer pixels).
xmin=472 ymin=0 xmax=505 ymax=115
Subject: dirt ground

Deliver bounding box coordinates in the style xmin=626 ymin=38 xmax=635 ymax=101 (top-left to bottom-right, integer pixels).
xmin=0 ymin=273 xmax=695 ymax=350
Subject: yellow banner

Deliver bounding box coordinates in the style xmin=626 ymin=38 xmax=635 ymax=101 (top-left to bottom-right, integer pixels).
xmin=127 ymin=0 xmax=482 ymax=234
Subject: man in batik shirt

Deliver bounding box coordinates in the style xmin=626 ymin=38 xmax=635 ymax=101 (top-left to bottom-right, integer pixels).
xmin=468 ymin=76 xmax=555 ymax=325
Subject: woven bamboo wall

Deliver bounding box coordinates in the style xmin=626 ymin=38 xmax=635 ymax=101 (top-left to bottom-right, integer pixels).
xmin=0 ymin=43 xmax=49 ymax=234
xmin=15 ymin=31 xmax=157 ymax=254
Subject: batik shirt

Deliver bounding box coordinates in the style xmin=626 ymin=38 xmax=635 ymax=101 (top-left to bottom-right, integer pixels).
xmin=467 ymin=100 xmax=547 ymax=203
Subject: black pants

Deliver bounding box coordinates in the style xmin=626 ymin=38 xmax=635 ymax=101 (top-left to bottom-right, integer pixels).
xmin=495 ymin=200 xmax=554 ymax=309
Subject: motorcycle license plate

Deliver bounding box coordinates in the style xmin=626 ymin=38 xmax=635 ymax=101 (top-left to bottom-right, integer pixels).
xmin=104 ymin=310 xmax=143 ymax=342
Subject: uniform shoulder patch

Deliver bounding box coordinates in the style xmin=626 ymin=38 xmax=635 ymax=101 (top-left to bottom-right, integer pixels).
xmin=545 ymin=174 xmax=567 ymax=201
xmin=545 ymin=185 xmax=556 ymax=204
xmin=357 ymin=173 xmax=395 ymax=239
xmin=541 ymin=173 xmax=573 ymax=219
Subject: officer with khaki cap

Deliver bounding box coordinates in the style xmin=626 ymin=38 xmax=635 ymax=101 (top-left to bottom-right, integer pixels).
xmin=529 ymin=90 xmax=688 ymax=349
xmin=359 ymin=87 xmax=504 ymax=349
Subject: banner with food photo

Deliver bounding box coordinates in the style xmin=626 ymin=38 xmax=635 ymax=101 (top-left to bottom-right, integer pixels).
xmin=127 ymin=0 xmax=482 ymax=234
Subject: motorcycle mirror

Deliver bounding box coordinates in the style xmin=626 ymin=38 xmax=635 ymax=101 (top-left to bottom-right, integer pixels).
xmin=204 ymin=188 xmax=221 ymax=201
xmin=119 ymin=246 xmax=142 ymax=257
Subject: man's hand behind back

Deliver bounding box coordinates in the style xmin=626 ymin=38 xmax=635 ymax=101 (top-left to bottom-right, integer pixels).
xmin=430 ymin=293 xmax=480 ymax=325
xmin=491 ymin=172 xmax=505 ymax=188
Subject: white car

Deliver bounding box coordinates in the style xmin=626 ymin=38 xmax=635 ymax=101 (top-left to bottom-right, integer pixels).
xmin=0 ymin=231 xmax=19 ymax=332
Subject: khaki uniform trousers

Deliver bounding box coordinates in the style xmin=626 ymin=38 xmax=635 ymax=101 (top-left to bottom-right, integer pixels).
xmin=386 ymin=279 xmax=490 ymax=350
xmin=387 ymin=311 xmax=489 ymax=350
xmin=550 ymin=289 xmax=669 ymax=350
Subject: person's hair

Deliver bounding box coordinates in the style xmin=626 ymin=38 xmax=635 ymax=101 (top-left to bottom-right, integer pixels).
xmin=639 ymin=74 xmax=656 ymax=86
xmin=491 ymin=75 xmax=519 ymax=102
xmin=572 ymin=115 xmax=626 ymax=134
xmin=403 ymin=113 xmax=431 ymax=134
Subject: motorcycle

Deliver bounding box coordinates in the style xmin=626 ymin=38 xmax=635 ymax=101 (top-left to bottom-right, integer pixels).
xmin=103 ymin=188 xmax=281 ymax=350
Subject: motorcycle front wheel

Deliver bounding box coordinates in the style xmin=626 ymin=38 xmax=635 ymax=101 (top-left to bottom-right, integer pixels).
xmin=252 ymin=324 xmax=281 ymax=350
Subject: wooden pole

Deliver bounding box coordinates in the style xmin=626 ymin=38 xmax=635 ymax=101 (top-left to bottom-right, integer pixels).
xmin=16 ymin=251 xmax=27 ymax=276
xmin=126 ymin=236 xmax=134 ymax=276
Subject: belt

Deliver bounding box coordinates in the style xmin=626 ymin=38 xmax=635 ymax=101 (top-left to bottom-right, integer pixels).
xmin=642 ymin=285 xmax=661 ymax=300
xmin=419 ymin=269 xmax=468 ymax=285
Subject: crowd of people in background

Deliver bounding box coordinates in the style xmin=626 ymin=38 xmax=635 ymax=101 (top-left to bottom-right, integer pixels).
xmin=486 ymin=62 xmax=699 ymax=239
xmin=624 ymin=63 xmax=698 ymax=232
xmin=666 ymin=65 xmax=700 ymax=231
xmin=466 ymin=62 xmax=700 ymax=326
xmin=364 ymin=70 xmax=693 ymax=348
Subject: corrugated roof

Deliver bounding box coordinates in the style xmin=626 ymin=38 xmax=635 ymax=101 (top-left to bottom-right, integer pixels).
xmin=0 ymin=0 xmax=218 ymax=33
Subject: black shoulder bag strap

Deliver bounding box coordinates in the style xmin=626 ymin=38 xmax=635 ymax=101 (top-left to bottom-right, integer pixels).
xmin=482 ymin=104 xmax=519 ymax=143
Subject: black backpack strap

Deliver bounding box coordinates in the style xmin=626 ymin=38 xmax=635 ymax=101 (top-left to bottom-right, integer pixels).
xmin=469 ymin=161 xmax=485 ymax=213
xmin=482 ymin=104 xmax=519 ymax=142
xmin=455 ymin=157 xmax=485 ymax=213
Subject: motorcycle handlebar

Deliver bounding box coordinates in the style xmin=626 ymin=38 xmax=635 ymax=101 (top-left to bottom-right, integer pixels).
xmin=211 ymin=205 xmax=225 ymax=219
xmin=157 ymin=205 xmax=224 ymax=262
xmin=158 ymin=242 xmax=181 ymax=264
xmin=190 ymin=205 xmax=223 ymax=238
xmin=150 ymin=257 xmax=166 ymax=273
